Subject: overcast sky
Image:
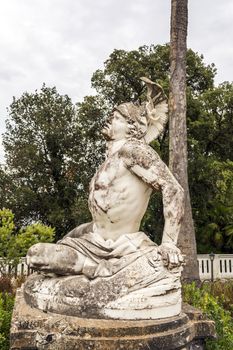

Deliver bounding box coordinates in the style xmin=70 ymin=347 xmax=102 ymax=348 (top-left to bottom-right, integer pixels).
xmin=0 ymin=0 xmax=232 ymax=161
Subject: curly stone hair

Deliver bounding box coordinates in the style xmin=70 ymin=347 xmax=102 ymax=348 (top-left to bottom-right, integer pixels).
xmin=114 ymin=102 xmax=147 ymax=140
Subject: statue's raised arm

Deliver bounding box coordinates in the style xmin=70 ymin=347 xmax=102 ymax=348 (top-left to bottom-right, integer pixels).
xmin=120 ymin=139 xmax=184 ymax=246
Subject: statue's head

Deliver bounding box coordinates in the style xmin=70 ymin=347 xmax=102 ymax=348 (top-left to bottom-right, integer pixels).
xmin=102 ymin=102 xmax=147 ymax=141
xmin=102 ymin=78 xmax=168 ymax=143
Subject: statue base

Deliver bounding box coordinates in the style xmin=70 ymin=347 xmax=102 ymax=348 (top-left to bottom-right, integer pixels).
xmin=10 ymin=289 xmax=216 ymax=350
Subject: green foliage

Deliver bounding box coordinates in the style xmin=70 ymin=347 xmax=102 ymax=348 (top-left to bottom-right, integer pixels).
xmin=14 ymin=223 xmax=54 ymax=257
xmin=75 ymin=95 xmax=107 ymax=192
xmin=0 ymin=208 xmax=54 ymax=272
xmin=191 ymin=164 xmax=232 ymax=252
xmin=3 ymin=86 xmax=79 ymax=237
xmin=140 ymin=192 xmax=164 ymax=243
xmin=189 ymin=96 xmax=233 ymax=253
xmin=0 ymin=169 xmax=16 ymax=212
xmin=91 ymin=45 xmax=216 ymax=107
xmin=0 ymin=209 xmax=15 ymax=259
xmin=201 ymin=281 xmax=233 ymax=317
xmin=2 ymin=86 xmax=107 ymax=239
xmin=1 ymin=44 xmax=232 ymax=248
xmin=183 ymin=282 xmax=233 ymax=349
xmin=0 ymin=292 xmax=14 ymax=350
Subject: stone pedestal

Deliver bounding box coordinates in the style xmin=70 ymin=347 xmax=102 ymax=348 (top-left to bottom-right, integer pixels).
xmin=10 ymin=289 xmax=215 ymax=350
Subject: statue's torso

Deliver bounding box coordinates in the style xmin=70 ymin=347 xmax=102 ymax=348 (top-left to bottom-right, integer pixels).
xmin=88 ymin=151 xmax=152 ymax=240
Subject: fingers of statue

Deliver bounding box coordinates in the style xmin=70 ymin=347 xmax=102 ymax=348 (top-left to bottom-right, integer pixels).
xmin=158 ymin=244 xmax=184 ymax=269
xmin=159 ymin=249 xmax=169 ymax=263
xmin=169 ymin=253 xmax=178 ymax=265
xmin=168 ymin=252 xmax=185 ymax=269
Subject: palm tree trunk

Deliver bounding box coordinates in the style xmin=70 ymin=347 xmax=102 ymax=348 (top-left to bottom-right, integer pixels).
xmin=169 ymin=0 xmax=199 ymax=280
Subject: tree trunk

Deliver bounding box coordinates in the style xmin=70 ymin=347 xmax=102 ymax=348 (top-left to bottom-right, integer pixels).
xmin=169 ymin=0 xmax=199 ymax=280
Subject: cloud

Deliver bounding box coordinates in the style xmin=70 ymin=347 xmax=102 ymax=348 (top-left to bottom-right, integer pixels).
xmin=0 ymin=0 xmax=171 ymax=132
xmin=0 ymin=0 xmax=232 ymax=142
xmin=188 ymin=0 xmax=233 ymax=83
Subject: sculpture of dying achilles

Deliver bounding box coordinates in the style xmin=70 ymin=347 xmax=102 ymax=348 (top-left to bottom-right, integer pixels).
xmin=25 ymin=78 xmax=184 ymax=320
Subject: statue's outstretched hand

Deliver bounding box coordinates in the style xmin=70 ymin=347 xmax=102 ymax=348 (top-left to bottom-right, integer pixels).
xmin=158 ymin=243 xmax=184 ymax=269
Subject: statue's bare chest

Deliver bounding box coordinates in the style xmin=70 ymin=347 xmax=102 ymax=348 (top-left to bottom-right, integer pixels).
xmin=92 ymin=155 xmax=125 ymax=190
xmin=88 ymin=154 xmax=129 ymax=213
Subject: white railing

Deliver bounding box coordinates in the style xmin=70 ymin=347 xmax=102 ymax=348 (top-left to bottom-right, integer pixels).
xmin=197 ymin=254 xmax=233 ymax=280
xmin=0 ymin=257 xmax=33 ymax=277
xmin=1 ymin=255 xmax=233 ymax=280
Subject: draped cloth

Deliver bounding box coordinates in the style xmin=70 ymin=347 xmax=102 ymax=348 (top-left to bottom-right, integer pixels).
xmin=59 ymin=231 xmax=157 ymax=279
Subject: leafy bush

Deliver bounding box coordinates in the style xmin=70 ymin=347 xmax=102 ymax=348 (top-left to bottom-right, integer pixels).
xmin=183 ymin=282 xmax=233 ymax=349
xmin=0 ymin=293 xmax=14 ymax=350
xmin=202 ymin=280 xmax=233 ymax=316
xmin=0 ymin=208 xmax=55 ymax=274
xmin=0 ymin=209 xmax=55 ymax=348
xmin=0 ymin=209 xmax=15 ymax=260
xmin=14 ymin=222 xmax=55 ymax=257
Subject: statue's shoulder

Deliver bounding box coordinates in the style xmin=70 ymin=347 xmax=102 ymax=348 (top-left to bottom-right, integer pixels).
xmin=119 ymin=139 xmax=160 ymax=168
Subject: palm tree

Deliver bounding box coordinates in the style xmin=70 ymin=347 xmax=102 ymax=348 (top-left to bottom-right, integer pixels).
xmin=169 ymin=0 xmax=199 ymax=280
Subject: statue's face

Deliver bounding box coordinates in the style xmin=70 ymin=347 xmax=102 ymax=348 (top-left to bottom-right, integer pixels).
xmin=102 ymin=111 xmax=129 ymax=141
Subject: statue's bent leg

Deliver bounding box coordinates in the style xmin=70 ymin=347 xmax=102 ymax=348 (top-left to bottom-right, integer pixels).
xmin=26 ymin=242 xmax=86 ymax=275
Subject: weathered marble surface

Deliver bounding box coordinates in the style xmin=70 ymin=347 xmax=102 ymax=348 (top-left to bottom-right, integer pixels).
xmin=24 ymin=245 xmax=182 ymax=319
xmin=11 ymin=290 xmax=216 ymax=350
xmin=25 ymin=78 xmax=185 ymax=320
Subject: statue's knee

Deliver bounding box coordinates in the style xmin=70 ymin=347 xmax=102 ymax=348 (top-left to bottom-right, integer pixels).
xmin=27 ymin=242 xmax=48 ymax=258
xmin=26 ymin=243 xmax=51 ymax=268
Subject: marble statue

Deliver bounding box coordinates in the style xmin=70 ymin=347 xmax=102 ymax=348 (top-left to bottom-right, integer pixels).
xmin=24 ymin=77 xmax=185 ymax=320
